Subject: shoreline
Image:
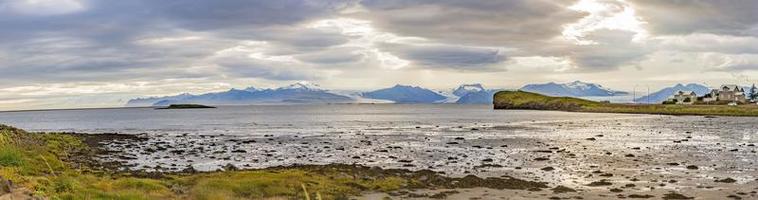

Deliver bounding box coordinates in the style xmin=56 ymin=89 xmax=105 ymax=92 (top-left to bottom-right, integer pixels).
xmin=0 ymin=125 xmax=562 ymax=199
xmin=4 ymin=114 xmax=756 ymax=199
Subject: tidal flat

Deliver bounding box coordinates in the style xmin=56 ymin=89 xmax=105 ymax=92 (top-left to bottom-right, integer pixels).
xmin=1 ymin=104 xmax=757 ymax=199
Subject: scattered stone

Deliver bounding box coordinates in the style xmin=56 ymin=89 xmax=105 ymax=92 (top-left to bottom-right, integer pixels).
xmin=715 ymin=178 xmax=737 ymax=183
xmin=552 ymin=186 xmax=576 ymax=193
xmin=628 ymin=194 xmax=654 ymax=198
xmin=587 ymin=179 xmax=612 ymax=187
xmin=662 ymin=192 xmax=693 ymax=199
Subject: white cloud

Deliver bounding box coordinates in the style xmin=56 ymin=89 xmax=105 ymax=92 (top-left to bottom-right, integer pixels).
xmin=1 ymin=0 xmax=86 ymax=15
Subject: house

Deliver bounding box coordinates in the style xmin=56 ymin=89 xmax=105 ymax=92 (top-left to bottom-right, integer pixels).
xmin=701 ymin=85 xmax=747 ymax=104
xmin=668 ymin=91 xmax=697 ymax=104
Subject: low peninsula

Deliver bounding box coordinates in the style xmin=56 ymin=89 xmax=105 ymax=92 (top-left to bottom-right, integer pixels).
xmin=493 ymin=91 xmax=758 ymax=117
xmin=156 ymin=104 xmax=216 ymax=109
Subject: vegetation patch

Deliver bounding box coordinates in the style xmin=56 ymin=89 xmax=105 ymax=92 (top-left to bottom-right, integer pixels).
xmin=494 ymin=91 xmax=758 ymax=117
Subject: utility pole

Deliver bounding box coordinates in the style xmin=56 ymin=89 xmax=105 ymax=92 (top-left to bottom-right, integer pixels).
xmin=646 ymin=86 xmax=650 ymax=104
xmin=632 ymin=84 xmax=639 ymax=104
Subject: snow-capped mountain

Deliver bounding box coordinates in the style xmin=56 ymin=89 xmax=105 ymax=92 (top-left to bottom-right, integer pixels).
xmin=279 ymin=81 xmax=324 ymax=91
xmin=634 ymin=83 xmax=710 ymax=104
xmin=125 ymin=82 xmax=353 ymax=106
xmin=451 ymin=84 xmax=502 ymax=104
xmin=453 ymin=84 xmax=485 ymax=97
xmin=361 ymin=85 xmax=447 ymax=103
xmin=520 ymin=81 xmax=628 ymax=97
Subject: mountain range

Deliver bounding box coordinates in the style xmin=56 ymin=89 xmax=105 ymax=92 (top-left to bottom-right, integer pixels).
xmin=126 ymin=82 xmax=353 ymax=106
xmin=126 ymin=81 xmax=635 ymax=106
xmin=127 ymin=82 xmax=510 ymax=106
xmin=520 ymin=81 xmax=629 ymax=97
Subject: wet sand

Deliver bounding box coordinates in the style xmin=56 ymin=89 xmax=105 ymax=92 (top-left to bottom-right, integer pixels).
xmin=80 ymin=114 xmax=758 ymax=199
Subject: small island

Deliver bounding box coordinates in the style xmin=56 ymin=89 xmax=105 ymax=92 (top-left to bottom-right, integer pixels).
xmin=493 ymin=91 xmax=758 ymax=117
xmin=156 ymin=104 xmax=216 ymax=109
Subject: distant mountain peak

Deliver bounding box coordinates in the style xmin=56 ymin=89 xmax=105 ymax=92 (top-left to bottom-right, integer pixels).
xmin=520 ymin=81 xmax=628 ymax=97
xmin=635 ymin=83 xmax=710 ymax=104
xmin=279 ymin=81 xmax=324 ymax=91
xmin=362 ymin=84 xmax=447 ymax=103
xmin=453 ymin=83 xmax=486 ymax=97
xmin=243 ymin=87 xmax=258 ymax=92
xmin=392 ymin=84 xmax=416 ymax=88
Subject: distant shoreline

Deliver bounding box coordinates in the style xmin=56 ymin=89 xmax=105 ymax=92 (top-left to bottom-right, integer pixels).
xmin=0 ymin=103 xmax=486 ymax=113
xmin=0 ymin=106 xmax=151 ymax=113
xmin=494 ymin=91 xmax=758 ymax=117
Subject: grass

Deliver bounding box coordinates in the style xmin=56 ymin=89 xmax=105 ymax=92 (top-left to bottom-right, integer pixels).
xmin=0 ymin=147 xmax=24 ymax=167
xmin=0 ymin=124 xmax=409 ymax=199
xmin=494 ymin=91 xmax=758 ymax=116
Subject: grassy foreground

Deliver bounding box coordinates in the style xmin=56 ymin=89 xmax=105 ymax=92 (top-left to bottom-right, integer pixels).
xmin=494 ymin=91 xmax=758 ymax=116
xmin=0 ymin=124 xmax=409 ymax=199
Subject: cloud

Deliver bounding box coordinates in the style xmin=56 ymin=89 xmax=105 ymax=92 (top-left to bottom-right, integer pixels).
xmin=0 ymin=0 xmax=355 ymax=87
xmin=0 ymin=0 xmax=86 ymax=16
xmin=358 ymin=0 xmax=586 ymax=47
xmin=657 ymin=33 xmax=758 ymax=54
xmin=564 ymin=30 xmax=650 ymax=71
xmin=211 ymin=45 xmax=324 ymax=81
xmin=378 ymin=43 xmax=507 ymax=71
xmin=6 ymin=0 xmax=758 ymax=110
xmin=629 ymin=0 xmax=758 ymax=36
xmin=700 ymin=53 xmax=758 ymax=72
xmin=294 ymin=47 xmax=366 ymax=64
xmin=147 ymin=0 xmax=354 ymax=30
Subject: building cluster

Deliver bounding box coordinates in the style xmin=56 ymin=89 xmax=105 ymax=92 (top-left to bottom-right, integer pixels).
xmin=667 ymin=84 xmax=758 ymax=105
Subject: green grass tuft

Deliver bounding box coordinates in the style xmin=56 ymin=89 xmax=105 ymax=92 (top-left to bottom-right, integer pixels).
xmin=0 ymin=146 xmax=24 ymax=166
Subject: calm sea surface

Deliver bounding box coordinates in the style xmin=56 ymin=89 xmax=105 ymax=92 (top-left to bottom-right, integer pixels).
xmin=0 ymin=104 xmax=642 ymax=135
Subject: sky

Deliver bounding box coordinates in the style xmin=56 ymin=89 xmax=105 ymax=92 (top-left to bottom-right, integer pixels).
xmin=2 ymin=0 xmax=758 ymax=110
